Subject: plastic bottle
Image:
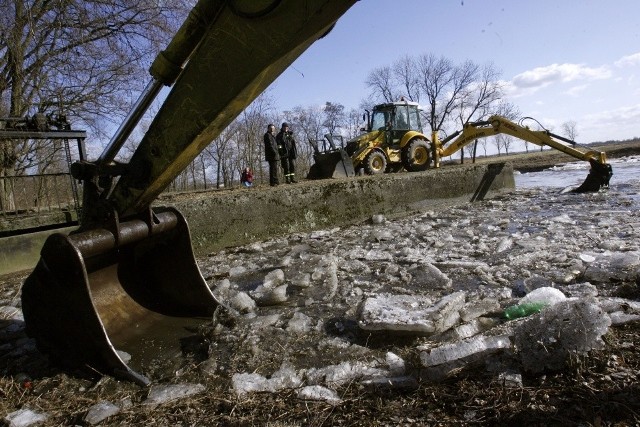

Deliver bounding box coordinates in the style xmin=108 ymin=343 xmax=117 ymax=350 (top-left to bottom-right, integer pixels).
xmin=503 ymin=302 xmax=547 ymax=320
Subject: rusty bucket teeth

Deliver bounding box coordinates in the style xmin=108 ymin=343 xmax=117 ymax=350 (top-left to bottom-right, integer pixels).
xmin=21 ymin=207 xmax=218 ymax=385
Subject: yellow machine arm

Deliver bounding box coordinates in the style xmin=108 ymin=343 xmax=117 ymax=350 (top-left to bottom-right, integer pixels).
xmin=434 ymin=115 xmax=612 ymax=192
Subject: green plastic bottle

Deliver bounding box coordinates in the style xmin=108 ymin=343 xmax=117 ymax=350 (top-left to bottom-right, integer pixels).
xmin=503 ymin=302 xmax=547 ymax=320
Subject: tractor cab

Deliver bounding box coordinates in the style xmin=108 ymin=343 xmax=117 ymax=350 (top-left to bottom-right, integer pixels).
xmin=368 ymin=100 xmax=423 ymax=146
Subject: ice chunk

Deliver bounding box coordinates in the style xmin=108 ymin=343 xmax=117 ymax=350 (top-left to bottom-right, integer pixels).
xmin=84 ymin=401 xmax=120 ymax=425
xmin=561 ymin=282 xmax=598 ymax=298
xmin=371 ymin=214 xmax=386 ymax=224
xmin=496 ymin=237 xmax=513 ymax=253
xmin=515 ymin=298 xmax=611 ymax=373
xmin=443 ymin=318 xmax=499 ymax=340
xmin=358 ymin=292 xmax=465 ymax=335
xmin=232 ymin=364 xmax=302 ymax=395
xmin=263 ymin=269 xmax=285 ymax=287
xmin=4 ymin=408 xmax=48 ymax=427
xmin=230 ymin=291 xmax=256 ymax=314
xmin=497 ymin=372 xmax=523 ymax=388
xmin=232 ymin=373 xmax=270 ymax=395
xmin=579 ymin=254 xmax=596 ymax=263
xmin=305 ymin=361 xmax=387 ymax=387
xmin=596 ymin=297 xmax=640 ymax=314
xmin=251 ymin=284 xmax=288 ymax=306
xmin=609 ymin=312 xmax=640 ymax=326
xmin=287 ymin=312 xmax=313 ymax=333
xmin=460 ymin=299 xmax=501 ymax=322
xmin=297 ymin=385 xmax=341 ymax=404
xmin=386 ymin=352 xmax=405 ymax=376
xmin=143 ymin=383 xmax=205 ymax=406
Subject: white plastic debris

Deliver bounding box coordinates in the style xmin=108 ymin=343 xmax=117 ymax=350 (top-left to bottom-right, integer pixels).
xmin=515 ymin=298 xmax=611 ymax=373
xmin=420 ymin=335 xmax=512 ymax=367
xmin=143 ymin=383 xmax=205 ymax=406
xmin=519 ymin=286 xmax=566 ymax=306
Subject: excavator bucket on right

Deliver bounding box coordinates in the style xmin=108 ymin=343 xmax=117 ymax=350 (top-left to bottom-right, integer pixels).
xmin=572 ymin=158 xmax=613 ymax=193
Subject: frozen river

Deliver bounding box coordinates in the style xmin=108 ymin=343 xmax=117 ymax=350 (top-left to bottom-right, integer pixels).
xmin=515 ymin=155 xmax=640 ymax=189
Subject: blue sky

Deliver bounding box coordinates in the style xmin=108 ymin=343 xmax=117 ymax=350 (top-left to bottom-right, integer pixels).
xmin=267 ymin=0 xmax=640 ymax=144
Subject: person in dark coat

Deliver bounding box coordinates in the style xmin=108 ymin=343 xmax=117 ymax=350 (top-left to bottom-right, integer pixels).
xmin=263 ymin=124 xmax=280 ymax=186
xmin=276 ymin=122 xmax=298 ymax=183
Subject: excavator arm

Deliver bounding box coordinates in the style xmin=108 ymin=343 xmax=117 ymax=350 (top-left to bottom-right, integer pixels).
xmin=436 ymin=115 xmax=612 ymax=192
xmin=22 ymin=0 xmax=357 ymax=385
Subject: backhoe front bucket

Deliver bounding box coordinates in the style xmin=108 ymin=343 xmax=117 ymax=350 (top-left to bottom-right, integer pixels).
xmin=572 ymin=158 xmax=613 ymax=193
xmin=307 ymin=150 xmax=355 ymax=179
xmin=21 ymin=207 xmax=217 ymax=386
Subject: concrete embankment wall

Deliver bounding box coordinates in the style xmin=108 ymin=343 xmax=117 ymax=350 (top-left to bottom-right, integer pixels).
xmin=163 ymin=162 xmax=514 ymax=256
xmin=0 ymin=162 xmax=514 ymax=275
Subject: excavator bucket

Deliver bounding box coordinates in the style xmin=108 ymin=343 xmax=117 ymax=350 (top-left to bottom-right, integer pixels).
xmin=307 ymin=150 xmax=356 ymax=179
xmin=572 ymin=158 xmax=613 ymax=193
xmin=21 ymin=207 xmax=217 ymax=386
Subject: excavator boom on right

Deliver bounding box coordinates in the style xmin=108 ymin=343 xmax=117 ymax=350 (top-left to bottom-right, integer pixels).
xmin=436 ymin=115 xmax=612 ymax=192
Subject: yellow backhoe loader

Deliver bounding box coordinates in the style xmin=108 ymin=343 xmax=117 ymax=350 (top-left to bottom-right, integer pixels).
xmin=21 ymin=0 xmax=358 ymax=386
xmin=309 ymin=103 xmax=612 ymax=192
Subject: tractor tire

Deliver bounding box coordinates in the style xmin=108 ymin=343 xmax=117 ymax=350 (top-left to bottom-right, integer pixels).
xmin=402 ymin=138 xmax=430 ymax=172
xmin=364 ymin=150 xmax=387 ymax=175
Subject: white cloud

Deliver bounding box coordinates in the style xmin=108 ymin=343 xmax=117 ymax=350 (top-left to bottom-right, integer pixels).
xmin=511 ymin=63 xmax=611 ymax=91
xmin=614 ymin=52 xmax=640 ymax=67
xmin=565 ymin=84 xmax=588 ymax=96
xmin=581 ymin=103 xmax=640 ymax=141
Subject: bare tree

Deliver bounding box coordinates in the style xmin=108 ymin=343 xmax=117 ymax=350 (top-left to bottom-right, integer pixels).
xmin=392 ymin=55 xmax=420 ymax=102
xmin=322 ymin=102 xmax=345 ymax=136
xmin=561 ymin=120 xmax=578 ymax=141
xmin=345 ymin=107 xmax=364 ymax=139
xmin=365 ymin=65 xmax=397 ymax=103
